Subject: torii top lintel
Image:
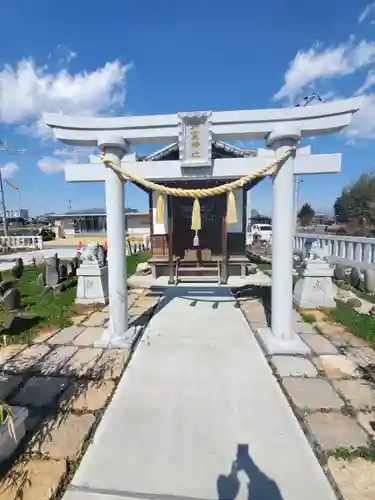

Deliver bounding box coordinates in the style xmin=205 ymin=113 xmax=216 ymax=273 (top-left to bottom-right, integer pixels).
xmin=43 ymin=97 xmax=361 ymax=147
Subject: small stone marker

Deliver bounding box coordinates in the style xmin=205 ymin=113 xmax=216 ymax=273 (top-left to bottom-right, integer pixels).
xmin=37 ymin=272 xmax=46 ymax=292
xmin=350 ymin=266 xmax=361 ymax=289
xmin=1 ymin=287 xmax=21 ymax=311
xmin=95 ymin=245 xmax=106 ymax=266
xmin=293 ymin=248 xmax=335 ymax=309
xmin=45 ymin=254 xmax=60 ymax=286
xmin=364 ymin=269 xmax=375 ymax=294
xmin=0 ymin=280 xmax=14 ymax=297
xmin=75 ymin=253 xmax=81 ymax=268
xmin=334 ymin=264 xmax=347 ymax=281
xmin=59 ymin=264 xmax=68 ymax=280
xmin=11 ymin=257 xmax=24 ymax=280
xmin=67 ymin=260 xmax=76 ymax=277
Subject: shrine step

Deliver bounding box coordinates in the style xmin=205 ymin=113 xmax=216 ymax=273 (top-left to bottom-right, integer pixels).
xmin=178 ymin=266 xmax=218 ymax=272
xmin=177 ymin=275 xmax=220 ymax=283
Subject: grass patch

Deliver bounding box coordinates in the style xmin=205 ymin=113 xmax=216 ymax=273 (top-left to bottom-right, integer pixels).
xmin=356 ymin=289 xmax=375 ymax=305
xmin=300 ymin=312 xmax=316 ymax=324
xmin=0 ymin=266 xmax=77 ymax=344
xmin=335 ymin=279 xmax=375 ymax=305
xmin=329 ymin=446 xmax=375 ymax=463
xmin=0 ymin=252 xmax=151 ymax=344
xmin=328 ymin=300 xmax=375 ymax=345
xmin=127 ymin=251 xmax=151 ymax=277
xmin=257 ymin=262 xmax=272 ymax=272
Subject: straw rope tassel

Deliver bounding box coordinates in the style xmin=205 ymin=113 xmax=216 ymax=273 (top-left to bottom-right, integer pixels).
xmin=191 ymin=198 xmax=202 ymax=231
xmin=226 ymin=190 xmax=237 ymax=224
xmin=155 ymin=192 xmax=165 ymax=224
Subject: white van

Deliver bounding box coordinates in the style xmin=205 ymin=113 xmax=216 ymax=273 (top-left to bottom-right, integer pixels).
xmin=251 ymin=224 xmax=272 ymax=243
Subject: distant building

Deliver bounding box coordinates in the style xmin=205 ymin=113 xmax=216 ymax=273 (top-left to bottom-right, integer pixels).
xmin=3 ymin=208 xmax=29 ymax=219
xmin=50 ymin=209 xmax=150 ymax=237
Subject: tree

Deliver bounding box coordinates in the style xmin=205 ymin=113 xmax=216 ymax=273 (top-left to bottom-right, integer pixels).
xmin=334 ymin=173 xmax=375 ymax=231
xmin=298 ymin=203 xmax=315 ymax=226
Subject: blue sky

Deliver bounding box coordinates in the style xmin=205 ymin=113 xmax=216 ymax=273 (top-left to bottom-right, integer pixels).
xmin=1 ymin=0 xmax=375 ymax=216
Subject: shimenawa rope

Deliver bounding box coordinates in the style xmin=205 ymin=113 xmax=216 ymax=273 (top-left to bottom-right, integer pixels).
xmin=100 ymin=146 xmax=296 ymax=237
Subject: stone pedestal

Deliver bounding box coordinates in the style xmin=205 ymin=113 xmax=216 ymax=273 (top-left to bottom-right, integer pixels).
xmin=76 ymin=263 xmax=109 ymax=305
xmin=293 ymin=253 xmax=335 ymax=309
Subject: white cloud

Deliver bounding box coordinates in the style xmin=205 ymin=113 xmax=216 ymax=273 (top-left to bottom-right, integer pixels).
xmin=273 ymin=38 xmax=375 ymax=103
xmin=345 ymin=93 xmax=375 ymax=140
xmin=37 ymin=147 xmax=92 ymax=174
xmin=356 ymin=69 xmax=375 ymax=93
xmin=359 ymin=2 xmax=375 ymax=23
xmin=0 ymin=59 xmax=133 ymax=127
xmin=57 ymin=45 xmax=77 ymax=65
xmin=1 ymin=162 xmax=19 ymax=179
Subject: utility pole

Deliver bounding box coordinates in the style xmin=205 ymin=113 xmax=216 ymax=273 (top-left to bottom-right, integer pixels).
xmin=294 ymin=175 xmax=303 ymax=234
xmin=0 ymin=168 xmax=8 ymax=237
xmin=0 ymin=140 xmax=27 ymax=238
xmin=293 ymin=93 xmax=323 ymax=233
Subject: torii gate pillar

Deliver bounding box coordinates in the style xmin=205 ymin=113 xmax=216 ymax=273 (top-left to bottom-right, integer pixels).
xmin=256 ymin=128 xmax=309 ymax=354
xmin=96 ymin=135 xmax=130 ymax=348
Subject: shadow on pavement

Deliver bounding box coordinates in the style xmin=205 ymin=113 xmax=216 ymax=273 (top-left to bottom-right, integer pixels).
xmin=217 ymin=444 xmax=283 ymax=500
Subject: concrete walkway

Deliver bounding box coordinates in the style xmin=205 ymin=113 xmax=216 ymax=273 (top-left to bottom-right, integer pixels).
xmin=64 ymin=286 xmax=337 ymax=500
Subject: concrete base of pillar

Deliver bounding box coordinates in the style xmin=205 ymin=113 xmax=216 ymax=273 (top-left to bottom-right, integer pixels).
xmin=256 ymin=327 xmax=311 ymax=355
xmin=94 ymin=324 xmax=144 ymax=349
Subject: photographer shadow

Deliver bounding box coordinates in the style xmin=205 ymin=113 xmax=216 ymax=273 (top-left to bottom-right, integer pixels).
xmin=217 ymin=444 xmax=283 ymax=500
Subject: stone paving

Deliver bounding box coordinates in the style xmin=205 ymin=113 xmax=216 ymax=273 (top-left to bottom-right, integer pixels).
xmin=238 ymin=294 xmax=375 ymax=500
xmin=0 ymin=287 xmax=161 ymax=500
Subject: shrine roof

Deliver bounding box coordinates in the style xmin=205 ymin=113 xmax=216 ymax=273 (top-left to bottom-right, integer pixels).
xmin=141 ymin=140 xmax=256 ymax=161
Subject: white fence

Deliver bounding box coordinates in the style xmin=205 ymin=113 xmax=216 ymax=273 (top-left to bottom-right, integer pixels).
xmin=0 ymin=235 xmax=44 ymax=250
xmin=294 ymin=233 xmax=375 ymax=268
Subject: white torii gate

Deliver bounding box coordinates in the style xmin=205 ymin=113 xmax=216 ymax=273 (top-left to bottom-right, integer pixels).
xmin=43 ymin=98 xmax=360 ymax=354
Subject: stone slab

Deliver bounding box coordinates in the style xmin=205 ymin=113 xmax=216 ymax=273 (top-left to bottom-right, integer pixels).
xmin=271 ymin=356 xmax=318 ymax=377
xmin=11 ymin=376 xmax=69 ymax=407
xmin=282 ymin=377 xmax=344 ymax=411
xmin=295 ymin=322 xmax=316 ymax=334
xmin=345 ymin=346 xmax=375 ymax=367
xmin=0 ymin=344 xmax=26 ymax=366
xmin=357 ymin=411 xmax=375 ymax=438
xmin=47 ymin=326 xmax=84 ymax=345
xmin=2 ymin=344 xmax=50 ymax=373
xmin=314 ymin=354 xmax=359 ymax=378
xmin=73 ymin=327 xmax=105 ymax=347
xmin=36 ymin=346 xmax=78 ymax=375
xmin=63 ymin=286 xmax=337 ymax=500
xmin=327 ymin=457 xmax=375 ymax=500
xmin=31 ymin=328 xmax=58 ymax=344
xmin=59 ymin=380 xmax=115 ymax=411
xmin=25 ymin=408 xmax=45 ymax=431
xmin=94 ymin=325 xmax=143 ymax=350
xmin=333 ymin=379 xmax=375 ymax=410
xmin=0 ymin=458 xmax=66 ymax=500
xmin=304 ymin=412 xmax=368 ymax=452
xmin=60 ymin=348 xmax=103 ymax=377
xmin=97 ymin=349 xmax=130 ymax=379
xmin=83 ymin=312 xmax=108 ymax=327
xmin=0 ymin=373 xmax=23 ymax=398
xmin=300 ymin=333 xmax=338 ymax=355
xmin=71 ymin=315 xmax=87 ymax=326
xmin=256 ymin=327 xmax=311 ymax=355
xmin=31 ymin=412 xmax=95 ymax=459
xmin=316 ymin=321 xmax=365 ymax=347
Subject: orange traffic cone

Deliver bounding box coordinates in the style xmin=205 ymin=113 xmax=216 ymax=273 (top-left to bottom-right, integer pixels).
xmin=77 ymin=240 xmax=83 ymax=250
